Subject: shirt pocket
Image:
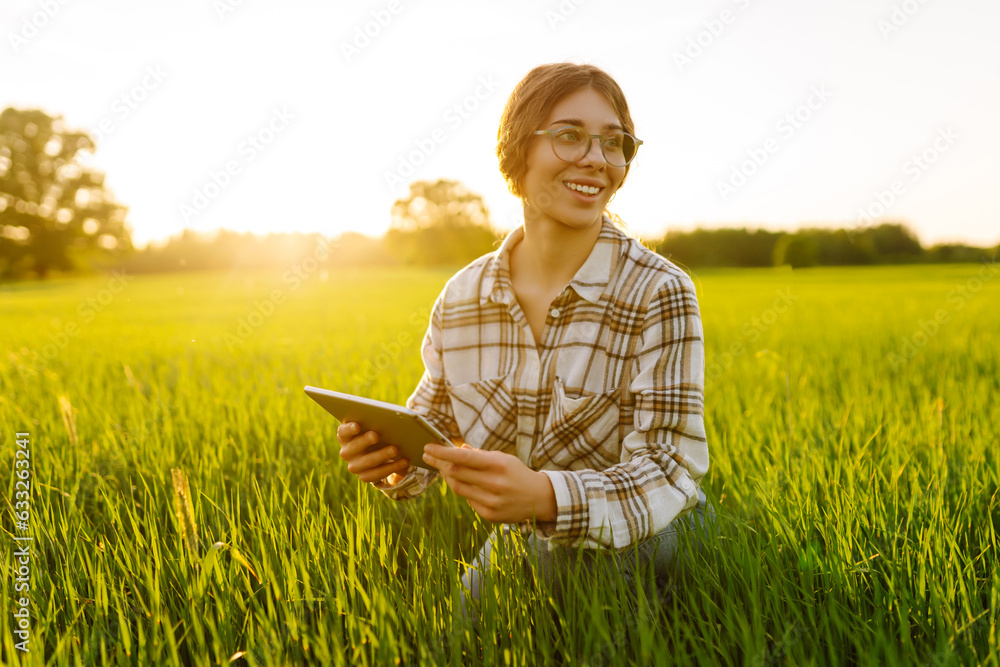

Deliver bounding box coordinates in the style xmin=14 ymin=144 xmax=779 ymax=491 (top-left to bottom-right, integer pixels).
xmin=446 ymin=372 xmax=517 ymax=452
xmin=534 ymin=376 xmax=621 ymax=471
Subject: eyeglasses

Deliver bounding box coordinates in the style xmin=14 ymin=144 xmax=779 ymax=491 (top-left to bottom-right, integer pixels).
xmin=533 ymin=125 xmax=643 ymax=167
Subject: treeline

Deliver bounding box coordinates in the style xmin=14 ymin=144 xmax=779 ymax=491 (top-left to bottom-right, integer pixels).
xmin=113 ymin=226 xmax=500 ymax=275
xmin=114 ymin=229 xmax=393 ymax=274
xmin=112 ymin=179 xmax=504 ymax=275
xmin=110 ymin=220 xmax=995 ymax=276
xmin=655 ymin=223 xmax=997 ymax=268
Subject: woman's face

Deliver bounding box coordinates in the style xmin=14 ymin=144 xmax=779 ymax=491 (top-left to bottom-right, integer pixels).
xmin=521 ymin=86 xmax=627 ymax=231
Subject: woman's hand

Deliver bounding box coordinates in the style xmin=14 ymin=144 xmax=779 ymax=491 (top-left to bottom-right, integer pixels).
xmin=336 ymin=422 xmax=410 ymax=485
xmin=422 ymin=443 xmax=557 ymax=524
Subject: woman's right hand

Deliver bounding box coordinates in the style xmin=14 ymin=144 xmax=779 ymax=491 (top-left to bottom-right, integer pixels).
xmin=336 ymin=422 xmax=411 ymax=485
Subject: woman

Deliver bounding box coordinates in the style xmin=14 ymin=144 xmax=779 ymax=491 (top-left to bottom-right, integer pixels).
xmin=336 ymin=62 xmax=716 ymax=626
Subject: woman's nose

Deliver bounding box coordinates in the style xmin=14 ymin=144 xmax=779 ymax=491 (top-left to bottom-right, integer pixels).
xmin=578 ymin=136 xmax=607 ymax=167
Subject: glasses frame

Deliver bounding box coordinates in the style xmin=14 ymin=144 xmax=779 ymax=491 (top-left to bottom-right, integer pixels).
xmin=532 ymin=125 xmax=643 ymax=167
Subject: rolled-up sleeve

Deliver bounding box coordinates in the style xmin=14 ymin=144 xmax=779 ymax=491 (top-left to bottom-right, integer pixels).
xmin=373 ymin=292 xmax=462 ymax=501
xmin=534 ymin=274 xmax=709 ymax=550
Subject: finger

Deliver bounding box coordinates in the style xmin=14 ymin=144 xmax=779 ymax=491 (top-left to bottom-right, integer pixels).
xmin=357 ymin=457 xmax=411 ymax=484
xmin=466 ymin=499 xmax=497 ymax=523
xmin=423 ymin=443 xmax=490 ymax=469
xmin=425 ymin=453 xmax=495 ymax=488
xmin=347 ymin=443 xmax=399 ymax=475
xmin=336 ymin=421 xmax=360 ymax=444
xmin=440 ymin=473 xmax=495 ymax=507
xmin=422 ymin=450 xmax=463 ymax=475
xmin=340 ymin=430 xmax=380 ymax=460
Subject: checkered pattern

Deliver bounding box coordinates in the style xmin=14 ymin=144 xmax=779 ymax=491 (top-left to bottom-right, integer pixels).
xmin=373 ymin=215 xmax=709 ymax=550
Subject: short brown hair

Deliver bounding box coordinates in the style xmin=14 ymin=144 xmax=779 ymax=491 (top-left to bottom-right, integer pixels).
xmin=497 ymin=63 xmax=637 ymax=200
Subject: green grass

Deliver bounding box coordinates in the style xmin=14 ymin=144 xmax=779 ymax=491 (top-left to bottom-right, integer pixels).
xmin=1 ymin=261 xmax=997 ymax=665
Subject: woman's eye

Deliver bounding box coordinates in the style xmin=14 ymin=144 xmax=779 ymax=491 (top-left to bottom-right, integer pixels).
xmin=557 ymin=129 xmax=581 ymax=141
xmin=603 ymin=134 xmax=624 ymax=149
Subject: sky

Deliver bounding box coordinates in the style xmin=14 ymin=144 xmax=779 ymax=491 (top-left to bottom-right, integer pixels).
xmin=2 ymin=0 xmax=999 ymax=249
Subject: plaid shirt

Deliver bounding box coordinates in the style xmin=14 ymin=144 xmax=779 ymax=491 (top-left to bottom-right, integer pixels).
xmin=374 ymin=215 xmax=709 ymax=551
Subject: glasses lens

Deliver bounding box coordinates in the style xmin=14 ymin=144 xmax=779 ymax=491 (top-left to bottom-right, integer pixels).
xmin=620 ymin=133 xmax=638 ymax=165
xmin=602 ymin=131 xmax=628 ymax=166
xmin=552 ymin=127 xmax=588 ymax=162
xmin=549 ymin=127 xmax=638 ymax=166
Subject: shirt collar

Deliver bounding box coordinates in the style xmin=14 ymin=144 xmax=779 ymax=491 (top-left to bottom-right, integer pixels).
xmin=480 ymin=214 xmax=626 ymax=306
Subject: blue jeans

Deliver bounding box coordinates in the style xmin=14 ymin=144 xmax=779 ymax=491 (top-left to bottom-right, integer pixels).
xmin=458 ymin=486 xmax=718 ymax=630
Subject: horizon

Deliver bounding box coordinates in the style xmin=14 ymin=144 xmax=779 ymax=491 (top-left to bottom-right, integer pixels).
xmin=128 ymin=217 xmax=996 ymax=253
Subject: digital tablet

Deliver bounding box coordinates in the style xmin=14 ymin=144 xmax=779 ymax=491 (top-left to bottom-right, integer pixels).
xmin=304 ymin=385 xmax=454 ymax=471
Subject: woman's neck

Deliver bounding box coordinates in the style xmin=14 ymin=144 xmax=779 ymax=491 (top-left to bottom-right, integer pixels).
xmin=511 ymin=212 xmax=604 ymax=292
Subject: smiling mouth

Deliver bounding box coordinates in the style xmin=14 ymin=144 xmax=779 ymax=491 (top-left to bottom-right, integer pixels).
xmin=563 ymin=180 xmax=604 ymax=196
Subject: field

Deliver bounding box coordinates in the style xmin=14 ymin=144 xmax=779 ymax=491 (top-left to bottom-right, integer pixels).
xmin=1 ymin=260 xmax=997 ymax=666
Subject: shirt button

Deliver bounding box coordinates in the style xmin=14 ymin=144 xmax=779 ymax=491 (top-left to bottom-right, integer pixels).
xmin=524 ymin=416 xmax=536 ymax=429
xmin=550 ymin=308 xmax=560 ymax=318
xmin=680 ymin=479 xmax=693 ymax=492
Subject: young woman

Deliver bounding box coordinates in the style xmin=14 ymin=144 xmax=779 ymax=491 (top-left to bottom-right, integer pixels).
xmin=336 ymin=62 xmax=716 ymax=625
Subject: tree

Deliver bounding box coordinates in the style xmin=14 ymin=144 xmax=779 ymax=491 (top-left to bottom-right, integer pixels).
xmin=0 ymin=108 xmax=132 ymax=279
xmin=773 ymin=232 xmax=820 ymax=268
xmin=385 ymin=179 xmax=499 ymax=266
xmin=656 ymin=227 xmax=783 ymax=267
xmin=860 ymin=222 xmax=923 ymax=262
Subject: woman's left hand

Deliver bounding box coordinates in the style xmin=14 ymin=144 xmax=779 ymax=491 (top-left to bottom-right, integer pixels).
xmin=423 ymin=443 xmax=557 ymax=524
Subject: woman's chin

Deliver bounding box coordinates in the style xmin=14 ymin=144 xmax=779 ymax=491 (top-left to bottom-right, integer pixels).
xmin=552 ymin=208 xmax=605 ymax=230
